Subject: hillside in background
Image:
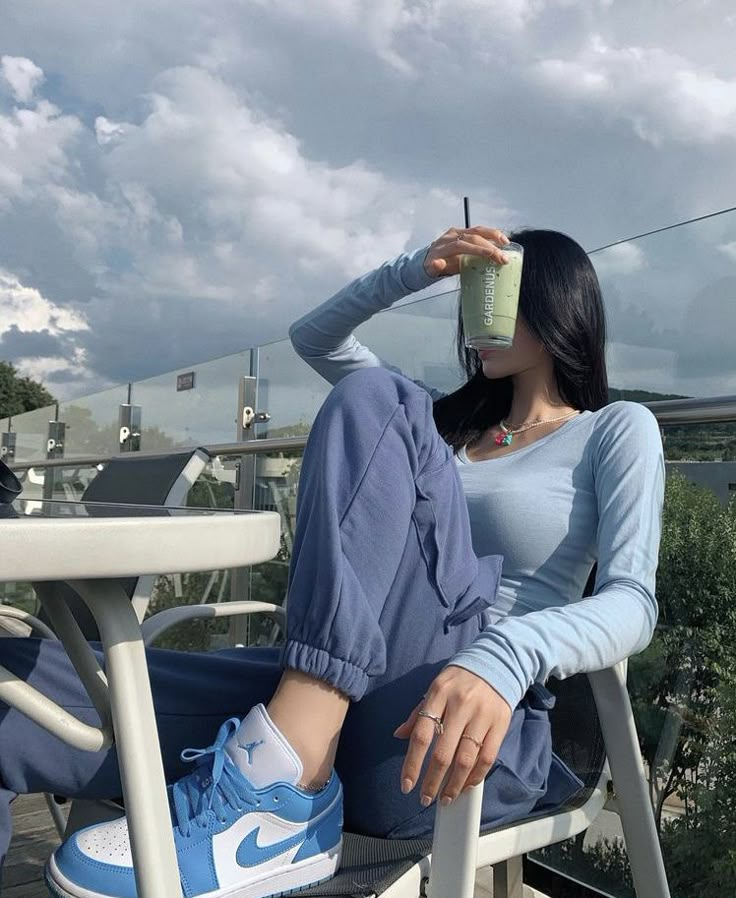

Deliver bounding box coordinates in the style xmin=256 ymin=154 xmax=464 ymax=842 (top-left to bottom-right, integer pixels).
xmin=609 ymin=386 xmax=736 ymax=463
xmin=609 ymin=387 xmax=689 ymax=403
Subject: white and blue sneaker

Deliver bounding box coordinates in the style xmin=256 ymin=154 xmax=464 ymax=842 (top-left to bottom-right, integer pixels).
xmin=45 ymin=705 xmax=343 ymax=898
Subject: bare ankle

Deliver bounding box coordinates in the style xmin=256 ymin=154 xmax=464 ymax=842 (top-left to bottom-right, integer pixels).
xmin=267 ymin=670 xmax=349 ymax=787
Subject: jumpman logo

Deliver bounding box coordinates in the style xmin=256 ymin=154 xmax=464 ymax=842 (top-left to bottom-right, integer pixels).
xmin=237 ymin=738 xmax=264 ymax=765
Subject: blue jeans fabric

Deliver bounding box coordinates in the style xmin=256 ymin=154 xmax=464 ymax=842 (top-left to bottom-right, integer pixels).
xmin=0 ymin=368 xmax=582 ymax=867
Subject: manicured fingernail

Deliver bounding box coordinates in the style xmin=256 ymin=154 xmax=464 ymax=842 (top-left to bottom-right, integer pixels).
xmin=440 ymin=795 xmax=452 ymax=806
xmin=421 ymin=794 xmax=432 ymax=807
xmin=401 ymin=778 xmax=413 ymax=794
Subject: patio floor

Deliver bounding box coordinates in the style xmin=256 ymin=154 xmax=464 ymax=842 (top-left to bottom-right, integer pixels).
xmin=7 ymin=794 xmax=540 ymax=898
xmin=6 ymin=794 xmax=61 ymax=897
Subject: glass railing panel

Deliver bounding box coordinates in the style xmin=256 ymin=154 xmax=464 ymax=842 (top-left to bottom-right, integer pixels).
xmin=254 ymin=340 xmax=333 ymax=438
xmin=145 ymin=447 xmax=299 ymax=649
xmin=131 ymin=352 xmax=251 ymax=450
xmin=1 ymin=463 xmax=106 ymax=618
xmin=7 ymin=404 xmax=57 ymax=463
xmin=144 ymin=459 xmax=239 ymax=652
xmin=15 ymin=463 xmax=102 ymax=505
xmin=354 ymin=289 xmax=464 ymax=394
xmin=256 ymin=288 xmax=463 ymax=437
xmin=58 ymin=385 xmax=130 ymax=458
xmin=591 ymin=209 xmax=736 ymax=401
xmin=247 ymin=448 xmax=300 ymax=644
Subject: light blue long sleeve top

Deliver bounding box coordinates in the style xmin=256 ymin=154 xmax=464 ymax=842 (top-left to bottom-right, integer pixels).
xmin=289 ymin=247 xmax=665 ymax=710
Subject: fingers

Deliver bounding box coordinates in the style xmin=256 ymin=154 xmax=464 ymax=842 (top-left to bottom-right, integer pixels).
xmin=457 ymin=233 xmax=509 ymax=265
xmin=461 ymin=726 xmax=506 ymax=795
xmin=398 ymin=670 xmax=513 ymax=807
xmin=445 ymin=733 xmax=496 ymax=801
xmin=424 ymin=226 xmax=511 ymax=278
xmin=440 ymin=228 xmax=511 ymax=265
xmin=464 ymin=226 xmax=511 ymax=246
xmin=400 ymin=702 xmax=445 ymax=797
xmin=418 ymin=714 xmax=473 ymax=806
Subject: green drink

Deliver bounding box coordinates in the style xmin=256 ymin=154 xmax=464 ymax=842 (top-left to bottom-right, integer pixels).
xmin=460 ymin=243 xmax=524 ymax=349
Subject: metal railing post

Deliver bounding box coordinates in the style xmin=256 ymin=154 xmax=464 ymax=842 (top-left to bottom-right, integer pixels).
xmin=0 ymin=431 xmax=16 ymax=463
xmin=43 ymin=413 xmax=65 ymax=503
xmin=118 ymin=403 xmax=142 ymax=453
xmin=228 ymin=346 xmax=276 ymax=645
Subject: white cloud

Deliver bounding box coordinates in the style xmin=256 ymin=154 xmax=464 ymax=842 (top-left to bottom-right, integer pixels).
xmin=62 ymin=66 xmax=512 ymax=303
xmin=243 ymin=0 xmax=545 ymax=75
xmin=0 ymin=269 xmax=88 ymax=336
xmin=536 ymin=36 xmax=736 ymax=145
xmin=0 ymin=77 xmax=81 ymax=208
xmin=95 ymin=116 xmax=132 ymax=146
xmin=13 ymin=349 xmax=91 ymax=392
xmin=0 ymin=55 xmax=44 ymax=103
xmin=591 ymin=242 xmax=646 ymax=277
xmin=718 ymin=241 xmax=736 ymax=262
xmin=0 ymin=57 xmax=514 ymax=387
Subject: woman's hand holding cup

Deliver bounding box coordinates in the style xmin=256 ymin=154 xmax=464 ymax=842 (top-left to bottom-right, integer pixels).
xmin=423 ymin=227 xmax=511 ymax=278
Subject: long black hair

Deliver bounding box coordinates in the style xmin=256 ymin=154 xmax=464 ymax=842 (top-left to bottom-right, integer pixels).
xmin=433 ymin=229 xmax=609 ymax=451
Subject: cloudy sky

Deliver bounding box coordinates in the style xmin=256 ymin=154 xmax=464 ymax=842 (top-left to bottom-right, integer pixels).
xmin=2 ymin=0 xmax=736 ymax=414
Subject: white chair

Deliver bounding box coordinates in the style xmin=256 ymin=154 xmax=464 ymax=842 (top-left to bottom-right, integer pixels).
xmin=134 ymin=595 xmax=671 ymax=898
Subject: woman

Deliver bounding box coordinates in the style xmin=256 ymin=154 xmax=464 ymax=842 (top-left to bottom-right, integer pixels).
xmin=0 ymin=226 xmax=664 ymax=898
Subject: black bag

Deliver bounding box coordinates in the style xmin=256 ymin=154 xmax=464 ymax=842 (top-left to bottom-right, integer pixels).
xmin=0 ymin=457 xmax=21 ymax=518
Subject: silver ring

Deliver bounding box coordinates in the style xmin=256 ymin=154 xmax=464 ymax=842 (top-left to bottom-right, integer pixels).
xmin=417 ymin=710 xmax=444 ymax=736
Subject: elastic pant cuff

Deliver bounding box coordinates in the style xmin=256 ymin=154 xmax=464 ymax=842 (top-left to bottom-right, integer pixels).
xmin=280 ymin=640 xmax=368 ymax=702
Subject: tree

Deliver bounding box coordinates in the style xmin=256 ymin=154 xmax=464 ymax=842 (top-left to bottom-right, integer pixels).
xmin=0 ymin=361 xmax=55 ymax=418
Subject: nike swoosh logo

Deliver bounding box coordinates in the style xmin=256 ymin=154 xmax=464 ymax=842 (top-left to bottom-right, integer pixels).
xmin=236 ymin=826 xmax=307 ymax=867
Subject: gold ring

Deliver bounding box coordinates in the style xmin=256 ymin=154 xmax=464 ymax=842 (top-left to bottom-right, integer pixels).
xmin=417 ymin=710 xmax=444 ymax=736
xmin=460 ymin=733 xmax=483 ymax=750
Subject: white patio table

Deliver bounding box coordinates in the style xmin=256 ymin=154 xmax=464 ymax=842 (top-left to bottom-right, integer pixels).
xmin=0 ymin=499 xmax=281 ymax=898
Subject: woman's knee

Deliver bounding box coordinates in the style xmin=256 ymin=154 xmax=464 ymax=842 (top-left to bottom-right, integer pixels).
xmin=321 ymin=368 xmax=435 ymax=439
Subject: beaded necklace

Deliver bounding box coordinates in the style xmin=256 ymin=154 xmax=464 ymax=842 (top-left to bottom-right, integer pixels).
xmin=494 ymin=410 xmax=580 ymax=447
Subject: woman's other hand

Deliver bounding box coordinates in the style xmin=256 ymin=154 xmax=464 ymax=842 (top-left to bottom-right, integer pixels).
xmin=423 ymin=227 xmax=511 ymax=278
xmin=393 ymin=665 xmax=513 ymax=807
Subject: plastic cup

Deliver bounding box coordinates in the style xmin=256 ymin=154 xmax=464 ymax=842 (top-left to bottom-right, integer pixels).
xmin=460 ymin=242 xmax=524 ymax=349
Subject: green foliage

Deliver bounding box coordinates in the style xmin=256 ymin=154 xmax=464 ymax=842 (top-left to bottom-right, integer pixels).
xmin=539 ymin=473 xmax=736 ymax=897
xmin=0 ymin=360 xmax=55 ymax=418
xmin=658 ymin=672 xmax=736 ymax=897
xmin=146 ymin=571 xmax=234 ymax=652
xmin=629 ymin=473 xmax=736 ymax=895
xmin=662 ymin=422 xmax=736 ymax=462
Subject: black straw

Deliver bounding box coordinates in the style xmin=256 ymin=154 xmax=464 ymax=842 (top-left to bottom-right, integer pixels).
xmin=463 ymin=196 xmax=471 ymax=229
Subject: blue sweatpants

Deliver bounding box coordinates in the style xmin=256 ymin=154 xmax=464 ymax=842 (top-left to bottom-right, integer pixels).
xmin=0 ymin=368 xmax=581 ymax=867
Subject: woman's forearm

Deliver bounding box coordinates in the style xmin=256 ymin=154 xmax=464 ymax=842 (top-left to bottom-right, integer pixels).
xmin=289 ymin=246 xmax=435 ymax=386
